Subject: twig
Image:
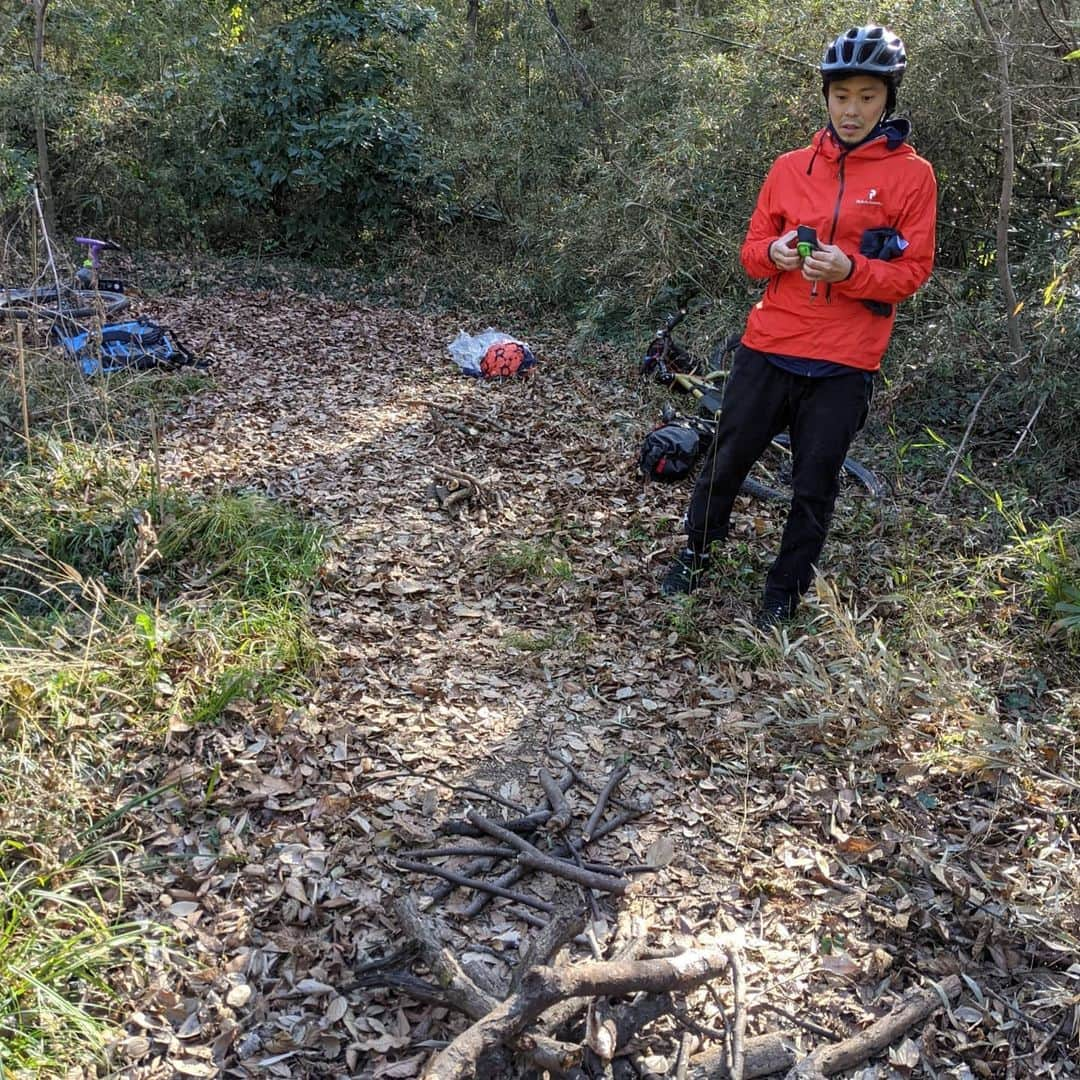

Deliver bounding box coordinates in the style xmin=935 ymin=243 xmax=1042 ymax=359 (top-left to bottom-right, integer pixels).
xmin=750 ymin=1002 xmax=840 ymax=1041
xmin=463 ymin=863 xmax=528 ymax=918
xmin=445 ymin=809 xmax=553 ymax=837
xmin=538 ymin=767 xmax=572 ymax=832
xmin=403 ymin=845 xmax=518 ymax=860
xmin=467 ymin=811 xmax=629 ymax=894
xmin=428 ymin=854 xmax=502 ymax=904
xmin=1034 ymin=0 xmax=1075 ymax=61
xmin=583 ymin=765 xmax=629 ymax=842
xmin=1006 ymin=390 xmax=1049 ymax=459
xmin=935 ymin=371 xmax=1001 ymax=503
xmin=397 ymin=860 xmax=555 ymax=913
xmin=671 ymin=26 xmax=815 ymax=69
xmin=14 ymin=323 xmax=31 ymax=461
xmin=341 ymin=967 xmax=450 ymax=1006
xmin=729 ymin=935 xmax=748 ymax=1080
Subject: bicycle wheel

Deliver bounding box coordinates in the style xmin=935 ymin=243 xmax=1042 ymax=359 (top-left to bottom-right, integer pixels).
xmin=0 ymin=286 xmax=129 ymax=322
xmin=770 ymin=433 xmax=885 ymax=500
xmin=739 ymin=475 xmax=785 ymax=502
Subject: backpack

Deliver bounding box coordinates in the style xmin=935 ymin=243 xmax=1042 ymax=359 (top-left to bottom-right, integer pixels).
xmin=53 ymin=317 xmax=207 ymax=376
xmin=639 ymin=422 xmax=703 ymax=483
xmin=479 ymin=341 xmax=537 ymax=378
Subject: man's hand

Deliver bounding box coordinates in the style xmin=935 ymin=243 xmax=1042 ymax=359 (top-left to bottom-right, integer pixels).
xmin=768 ymin=229 xmax=802 ymax=272
xmin=801 ymin=243 xmax=853 ymax=284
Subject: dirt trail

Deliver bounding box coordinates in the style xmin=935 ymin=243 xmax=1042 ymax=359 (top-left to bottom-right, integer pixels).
xmin=115 ymin=290 xmax=1077 ymax=1080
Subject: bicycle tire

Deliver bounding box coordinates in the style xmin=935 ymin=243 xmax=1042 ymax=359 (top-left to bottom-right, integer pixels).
xmin=0 ymin=286 xmax=129 ymax=322
xmin=770 ymin=433 xmax=885 ymax=500
xmin=739 ymin=476 xmax=785 ymax=502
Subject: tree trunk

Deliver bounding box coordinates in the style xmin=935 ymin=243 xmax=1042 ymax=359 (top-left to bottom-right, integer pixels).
xmin=972 ymin=0 xmax=1024 ymax=363
xmin=464 ymin=0 xmax=479 ymax=64
xmin=542 ymin=0 xmax=595 ymax=112
xmin=31 ymin=0 xmax=57 ymax=241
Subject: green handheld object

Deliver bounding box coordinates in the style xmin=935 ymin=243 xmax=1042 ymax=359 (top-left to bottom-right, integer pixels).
xmin=797 ymin=242 xmax=813 ymax=258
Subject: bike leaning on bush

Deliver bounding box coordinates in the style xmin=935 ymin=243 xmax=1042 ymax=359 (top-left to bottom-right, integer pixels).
xmin=638 ymin=307 xmax=885 ymax=502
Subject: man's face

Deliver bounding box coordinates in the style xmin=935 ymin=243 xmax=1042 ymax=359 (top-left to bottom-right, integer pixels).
xmin=827 ymin=75 xmax=889 ymax=145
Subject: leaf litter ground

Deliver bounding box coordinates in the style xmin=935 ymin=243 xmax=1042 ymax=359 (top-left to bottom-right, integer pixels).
xmin=108 ymin=288 xmax=1078 ymax=1079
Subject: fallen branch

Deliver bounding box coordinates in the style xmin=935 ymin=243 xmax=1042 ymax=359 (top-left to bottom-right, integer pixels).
xmin=539 ymin=767 xmax=573 ymax=832
xmin=423 ymin=943 xmax=735 ymax=1080
xmin=687 ymin=1034 xmax=798 ymax=1079
xmin=783 ymin=974 xmax=962 ymax=1079
xmin=583 ymin=764 xmax=629 ymax=841
xmin=467 ymin=810 xmax=629 ymax=894
xmin=393 ymin=897 xmax=500 ymax=1015
xmin=551 ymin=751 xmax=647 ymax=813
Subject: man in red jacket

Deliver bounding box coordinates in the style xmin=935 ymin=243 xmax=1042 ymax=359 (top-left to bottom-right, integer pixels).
xmin=660 ymin=24 xmax=937 ymax=628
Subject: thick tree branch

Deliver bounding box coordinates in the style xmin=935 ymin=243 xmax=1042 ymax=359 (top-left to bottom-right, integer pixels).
xmin=783 ymin=975 xmax=962 ymax=1079
xmin=423 ymin=944 xmax=735 ymax=1080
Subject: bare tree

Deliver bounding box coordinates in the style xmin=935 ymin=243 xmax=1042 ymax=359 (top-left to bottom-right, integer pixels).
xmin=464 ymin=0 xmax=479 ymax=64
xmin=972 ymin=0 xmax=1024 ymax=362
xmin=30 ymin=0 xmax=57 ymax=240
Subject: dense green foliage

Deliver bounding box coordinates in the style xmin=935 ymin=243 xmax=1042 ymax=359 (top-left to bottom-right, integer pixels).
xmin=0 ymin=0 xmax=1076 ymax=516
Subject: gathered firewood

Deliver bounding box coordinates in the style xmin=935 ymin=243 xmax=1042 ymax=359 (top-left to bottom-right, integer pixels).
xmin=782 ymin=975 xmax=962 ymax=1079
xmin=422 ymin=941 xmax=737 ymax=1080
xmin=466 ymin=810 xmax=630 ymax=894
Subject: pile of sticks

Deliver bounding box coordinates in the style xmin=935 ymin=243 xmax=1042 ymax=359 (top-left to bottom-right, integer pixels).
xmin=425 ymin=464 xmax=503 ymax=516
xmin=398 ymin=760 xmax=647 ymax=931
xmin=360 ymin=760 xmax=965 ymax=1079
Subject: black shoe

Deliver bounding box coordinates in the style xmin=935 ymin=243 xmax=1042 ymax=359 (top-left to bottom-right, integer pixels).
xmin=755 ymin=594 xmax=796 ymax=630
xmin=661 ymin=549 xmax=709 ymax=597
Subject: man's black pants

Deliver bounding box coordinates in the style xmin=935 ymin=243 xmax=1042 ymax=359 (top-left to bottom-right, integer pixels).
xmin=686 ymin=347 xmax=873 ymax=602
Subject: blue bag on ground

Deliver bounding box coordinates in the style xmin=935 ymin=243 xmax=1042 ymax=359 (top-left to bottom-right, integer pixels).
xmin=54 ymin=317 xmax=208 ymax=375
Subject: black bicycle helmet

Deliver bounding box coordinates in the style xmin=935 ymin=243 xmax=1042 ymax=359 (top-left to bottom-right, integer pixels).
xmin=820 ymin=25 xmax=907 ymax=84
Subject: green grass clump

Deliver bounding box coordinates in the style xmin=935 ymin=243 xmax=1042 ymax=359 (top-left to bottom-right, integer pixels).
xmin=0 ymin=847 xmax=146 ymax=1077
xmin=158 ymin=491 xmax=326 ymax=599
xmin=488 ymin=539 xmax=573 ymax=581
xmin=0 ymin=424 xmax=328 ymax=1073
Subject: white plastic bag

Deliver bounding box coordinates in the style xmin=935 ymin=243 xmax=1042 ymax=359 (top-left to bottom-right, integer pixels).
xmin=447 ymin=327 xmax=522 ymax=377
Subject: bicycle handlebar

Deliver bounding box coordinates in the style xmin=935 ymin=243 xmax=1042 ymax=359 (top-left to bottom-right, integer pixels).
xmin=657 ymin=308 xmax=687 ymax=338
xmin=74 ymin=237 xmax=121 ymax=269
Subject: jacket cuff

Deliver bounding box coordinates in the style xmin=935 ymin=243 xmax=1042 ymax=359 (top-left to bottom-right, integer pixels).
xmin=834 ymin=252 xmax=859 ymax=291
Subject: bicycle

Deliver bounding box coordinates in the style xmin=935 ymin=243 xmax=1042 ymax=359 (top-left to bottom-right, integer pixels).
xmin=639 ymin=307 xmax=886 ymax=501
xmin=0 ymin=237 xmax=129 ymax=327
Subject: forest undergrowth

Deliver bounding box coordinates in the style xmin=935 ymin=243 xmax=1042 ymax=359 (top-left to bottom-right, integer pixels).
xmin=0 ymin=260 xmax=1076 ymax=1078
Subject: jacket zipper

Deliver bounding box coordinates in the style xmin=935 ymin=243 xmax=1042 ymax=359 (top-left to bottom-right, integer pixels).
xmin=824 ymin=153 xmax=849 ymax=303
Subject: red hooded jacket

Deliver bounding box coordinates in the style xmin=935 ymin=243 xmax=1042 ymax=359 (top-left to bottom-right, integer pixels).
xmin=740 ymin=123 xmax=937 ymax=370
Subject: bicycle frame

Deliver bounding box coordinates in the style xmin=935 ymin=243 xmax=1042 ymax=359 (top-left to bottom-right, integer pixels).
xmin=640 ymin=309 xmax=886 ymax=500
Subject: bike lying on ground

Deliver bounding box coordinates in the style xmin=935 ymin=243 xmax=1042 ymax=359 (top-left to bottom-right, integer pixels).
xmin=0 ymin=237 xmax=129 ymax=327
xmin=638 ymin=307 xmax=886 ymax=501
xmin=1 ymin=237 xmax=205 ymax=374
